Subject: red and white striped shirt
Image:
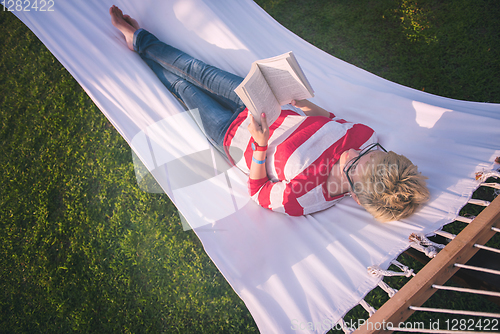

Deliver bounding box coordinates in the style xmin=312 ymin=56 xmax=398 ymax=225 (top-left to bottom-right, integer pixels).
xmin=223 ymin=108 xmax=376 ymax=216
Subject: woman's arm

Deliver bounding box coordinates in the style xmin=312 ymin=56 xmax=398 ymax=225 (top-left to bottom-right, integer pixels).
xmin=247 ymin=113 xmax=270 ymax=180
xmin=292 ymin=99 xmax=331 ymax=118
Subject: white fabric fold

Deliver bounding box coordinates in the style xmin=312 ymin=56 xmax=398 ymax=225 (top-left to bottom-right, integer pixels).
xmin=14 ymin=0 xmax=500 ymax=333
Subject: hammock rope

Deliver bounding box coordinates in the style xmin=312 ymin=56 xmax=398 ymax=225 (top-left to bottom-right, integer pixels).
xmin=468 ymin=199 xmax=491 ymax=207
xmin=367 ymin=259 xmax=416 ymax=279
xmin=455 ymin=216 xmax=475 ymax=224
xmin=409 ymin=233 xmax=446 ymax=258
xmin=359 ymin=299 xmax=377 ymax=317
xmin=433 ymin=230 xmax=456 ymax=240
xmin=378 ymin=280 xmax=399 ymax=298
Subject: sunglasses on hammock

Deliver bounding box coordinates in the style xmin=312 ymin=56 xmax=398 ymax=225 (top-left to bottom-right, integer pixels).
xmin=343 ymin=143 xmax=387 ymax=193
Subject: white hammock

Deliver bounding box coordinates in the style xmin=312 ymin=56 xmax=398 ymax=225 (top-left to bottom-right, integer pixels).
xmin=14 ymin=1 xmax=500 ymax=333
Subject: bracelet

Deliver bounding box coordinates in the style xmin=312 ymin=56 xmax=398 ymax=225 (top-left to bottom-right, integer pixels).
xmin=251 ymin=140 xmax=268 ymax=152
xmin=252 ymin=156 xmax=267 ymax=164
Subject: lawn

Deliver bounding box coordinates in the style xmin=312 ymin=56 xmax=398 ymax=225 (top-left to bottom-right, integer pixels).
xmin=1 ymin=0 xmax=499 ymax=333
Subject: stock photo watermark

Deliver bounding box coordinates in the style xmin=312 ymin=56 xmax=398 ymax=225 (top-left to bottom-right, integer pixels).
xmin=130 ymin=108 xmax=398 ymax=231
xmin=2 ymin=0 xmax=54 ymax=11
xmin=291 ymin=317 xmax=499 ymax=332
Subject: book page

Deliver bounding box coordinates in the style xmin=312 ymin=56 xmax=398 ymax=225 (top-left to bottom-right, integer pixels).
xmin=234 ymin=52 xmax=314 ymax=125
xmin=258 ymin=62 xmax=312 ymax=105
xmin=287 ymin=52 xmax=314 ymax=95
xmin=235 ymin=68 xmax=281 ymax=125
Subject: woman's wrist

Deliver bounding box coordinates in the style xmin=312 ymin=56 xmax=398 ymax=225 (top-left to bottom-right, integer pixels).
xmin=249 ymin=150 xmax=268 ymax=179
xmin=252 ymin=150 xmax=267 ymax=163
xmin=252 ymin=150 xmax=267 ymax=161
xmin=253 ymin=138 xmax=268 ymax=147
xmin=252 ymin=156 xmax=266 ymax=164
xmin=251 ymin=138 xmax=268 ymax=152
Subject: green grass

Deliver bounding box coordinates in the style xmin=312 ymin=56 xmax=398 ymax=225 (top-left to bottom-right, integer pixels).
xmin=0 ymin=9 xmax=255 ymax=334
xmin=258 ymin=0 xmax=499 ymax=103
xmin=1 ymin=0 xmax=499 ymax=333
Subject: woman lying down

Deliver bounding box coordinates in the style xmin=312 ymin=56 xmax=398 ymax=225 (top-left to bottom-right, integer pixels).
xmin=109 ymin=5 xmax=430 ymax=221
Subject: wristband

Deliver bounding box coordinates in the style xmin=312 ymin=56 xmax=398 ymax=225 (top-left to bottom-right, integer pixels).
xmin=252 ymin=156 xmax=267 ymax=164
xmin=251 ymin=140 xmax=268 ymax=152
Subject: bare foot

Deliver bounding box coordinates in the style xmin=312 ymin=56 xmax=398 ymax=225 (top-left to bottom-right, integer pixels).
xmin=109 ymin=5 xmax=139 ymax=51
xmin=123 ymin=15 xmax=140 ymax=30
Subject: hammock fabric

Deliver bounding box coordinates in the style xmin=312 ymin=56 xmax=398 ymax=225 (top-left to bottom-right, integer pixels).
xmin=14 ymin=1 xmax=500 ymax=333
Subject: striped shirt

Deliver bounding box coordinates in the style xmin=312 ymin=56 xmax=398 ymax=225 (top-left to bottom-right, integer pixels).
xmin=223 ymin=108 xmax=377 ymax=216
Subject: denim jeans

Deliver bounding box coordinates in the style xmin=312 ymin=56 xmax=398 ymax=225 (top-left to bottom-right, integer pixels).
xmin=133 ymin=29 xmax=246 ymax=154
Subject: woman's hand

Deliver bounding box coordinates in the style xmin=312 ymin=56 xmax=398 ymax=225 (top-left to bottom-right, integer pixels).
xmin=248 ymin=113 xmax=269 ymax=146
xmin=291 ymin=99 xmax=331 ymax=117
xmin=291 ymin=99 xmax=307 ymax=109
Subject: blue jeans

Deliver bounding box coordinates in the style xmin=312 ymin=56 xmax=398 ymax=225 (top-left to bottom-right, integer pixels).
xmin=133 ymin=29 xmax=246 ymax=155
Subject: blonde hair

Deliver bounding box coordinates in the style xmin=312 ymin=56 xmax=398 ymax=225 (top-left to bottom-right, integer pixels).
xmin=355 ymin=151 xmax=430 ymax=222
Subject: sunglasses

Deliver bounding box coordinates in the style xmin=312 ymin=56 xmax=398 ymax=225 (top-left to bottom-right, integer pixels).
xmin=343 ymin=143 xmax=387 ymax=193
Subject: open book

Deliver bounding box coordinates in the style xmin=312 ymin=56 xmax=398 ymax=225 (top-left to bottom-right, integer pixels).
xmin=234 ymin=52 xmax=314 ymax=125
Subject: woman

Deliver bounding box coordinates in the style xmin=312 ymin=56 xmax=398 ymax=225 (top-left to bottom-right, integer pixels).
xmin=110 ymin=5 xmax=429 ymax=221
